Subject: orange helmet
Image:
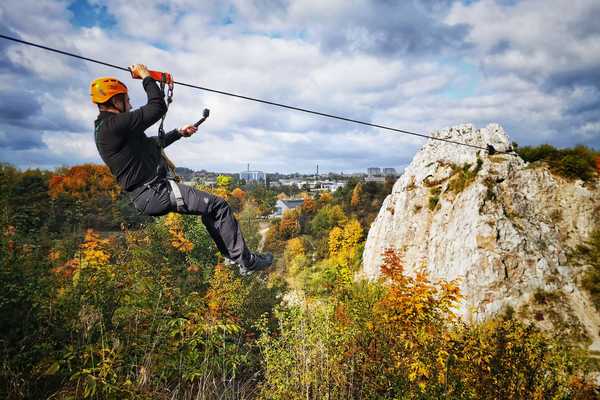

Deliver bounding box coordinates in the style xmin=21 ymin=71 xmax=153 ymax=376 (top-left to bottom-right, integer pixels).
xmin=90 ymin=77 xmax=128 ymax=104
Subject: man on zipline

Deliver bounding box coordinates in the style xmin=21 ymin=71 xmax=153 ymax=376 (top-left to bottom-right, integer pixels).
xmin=91 ymin=64 xmax=273 ymax=275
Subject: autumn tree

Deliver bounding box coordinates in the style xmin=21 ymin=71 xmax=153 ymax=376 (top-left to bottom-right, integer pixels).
xmin=350 ymin=182 xmax=363 ymax=208
xmin=279 ymin=209 xmax=301 ymax=240
xmin=301 ymin=196 xmax=317 ymax=214
xmin=309 ymin=204 xmax=347 ymax=237
xmin=229 ymin=187 xmax=246 ymax=212
xmin=319 ymin=191 xmax=333 ymax=204
xmin=214 ymin=175 xmax=233 ymax=198
xmin=48 ymin=164 xmax=123 ymax=230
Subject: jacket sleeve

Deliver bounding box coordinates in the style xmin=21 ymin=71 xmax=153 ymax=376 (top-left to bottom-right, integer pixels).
xmin=113 ymin=77 xmax=168 ymax=134
xmin=148 ymin=129 xmax=183 ymax=148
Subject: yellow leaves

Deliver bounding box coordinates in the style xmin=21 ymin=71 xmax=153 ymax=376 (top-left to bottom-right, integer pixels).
xmin=343 ymin=219 xmax=363 ymax=248
xmin=328 ymin=219 xmax=363 ymax=266
xmin=328 ymin=219 xmax=363 ymax=258
xmin=81 ymin=229 xmax=111 ymax=267
xmin=204 ymin=264 xmax=245 ymax=323
xmin=319 ymin=191 xmax=333 ymax=203
xmin=368 ymin=250 xmax=462 ymax=388
xmin=52 ymin=230 xmax=113 ymax=278
xmin=216 ymin=175 xmax=232 ymax=189
xmin=164 ymin=213 xmax=194 ymax=253
xmin=351 ymin=183 xmax=362 ymax=207
xmin=285 ymin=237 xmax=305 ymax=259
xmin=328 ymin=226 xmax=344 ymax=258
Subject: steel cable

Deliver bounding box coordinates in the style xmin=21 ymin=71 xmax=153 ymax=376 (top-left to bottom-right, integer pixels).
xmin=0 ymin=33 xmax=504 ymax=153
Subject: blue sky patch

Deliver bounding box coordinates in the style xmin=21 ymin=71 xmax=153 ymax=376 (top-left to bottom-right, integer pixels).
xmin=441 ymin=61 xmax=480 ymax=99
xmin=68 ymin=0 xmax=116 ymax=29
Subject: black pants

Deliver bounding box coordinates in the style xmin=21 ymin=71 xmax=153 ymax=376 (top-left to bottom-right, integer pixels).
xmin=130 ymin=179 xmax=252 ymax=267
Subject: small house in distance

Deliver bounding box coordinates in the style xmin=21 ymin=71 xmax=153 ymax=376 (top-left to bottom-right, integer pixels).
xmin=272 ymin=199 xmax=305 ymax=217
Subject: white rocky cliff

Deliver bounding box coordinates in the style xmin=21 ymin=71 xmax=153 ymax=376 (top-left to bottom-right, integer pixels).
xmin=362 ymin=124 xmax=600 ymax=351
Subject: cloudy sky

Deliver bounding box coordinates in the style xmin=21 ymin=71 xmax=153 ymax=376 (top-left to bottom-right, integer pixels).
xmin=1 ymin=0 xmax=599 ymax=174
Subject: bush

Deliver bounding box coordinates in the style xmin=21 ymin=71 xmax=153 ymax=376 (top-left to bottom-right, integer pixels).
xmin=257 ymin=249 xmax=593 ymax=399
xmin=517 ymin=144 xmax=599 ymax=181
xmin=0 ymin=216 xmax=281 ymax=399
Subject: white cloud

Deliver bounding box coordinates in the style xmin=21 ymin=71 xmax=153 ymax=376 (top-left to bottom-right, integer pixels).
xmin=1 ymin=0 xmax=599 ymax=174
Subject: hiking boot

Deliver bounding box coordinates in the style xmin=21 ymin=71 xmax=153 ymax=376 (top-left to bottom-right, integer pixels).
xmin=239 ymin=252 xmax=273 ymax=276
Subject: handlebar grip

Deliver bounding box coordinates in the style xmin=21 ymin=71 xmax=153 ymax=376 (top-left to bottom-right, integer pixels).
xmin=130 ymin=69 xmax=173 ymax=85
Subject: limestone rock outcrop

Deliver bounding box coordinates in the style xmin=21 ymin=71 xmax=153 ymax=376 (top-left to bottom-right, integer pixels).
xmin=362 ymin=123 xmax=600 ymax=350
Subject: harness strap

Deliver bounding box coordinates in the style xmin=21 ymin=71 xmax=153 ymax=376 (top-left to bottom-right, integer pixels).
xmin=157 ymin=73 xmax=172 ymax=147
xmin=156 ymin=72 xmax=178 ymax=180
xmin=168 ymin=179 xmax=185 ymax=211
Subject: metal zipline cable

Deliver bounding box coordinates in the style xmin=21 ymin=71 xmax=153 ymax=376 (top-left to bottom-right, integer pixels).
xmin=0 ymin=33 xmax=494 ymax=152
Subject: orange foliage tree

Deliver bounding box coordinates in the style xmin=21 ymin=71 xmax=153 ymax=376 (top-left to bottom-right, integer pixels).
xmin=350 ymin=183 xmax=363 ymax=208
xmin=52 ymin=229 xmax=113 ymax=277
xmin=279 ymin=209 xmax=301 ymax=240
xmin=231 ymin=188 xmax=246 ymax=203
xmin=301 ymin=196 xmax=317 ymax=214
xmin=319 ymin=192 xmax=333 ymax=204
xmin=229 ymin=187 xmax=246 ymax=212
xmin=49 ymin=164 xmax=120 ymax=201
xmin=356 ymin=248 xmax=462 ymax=393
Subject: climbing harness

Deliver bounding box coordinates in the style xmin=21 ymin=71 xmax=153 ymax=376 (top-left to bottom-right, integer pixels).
xmin=0 ymin=33 xmax=514 ymax=155
xmin=138 ymin=70 xmax=185 ymax=211
xmin=133 ymin=71 xmax=210 ymax=212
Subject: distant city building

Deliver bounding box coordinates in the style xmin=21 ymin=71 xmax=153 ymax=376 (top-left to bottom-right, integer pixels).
xmin=272 ymin=199 xmax=305 ymax=217
xmin=367 ymin=167 xmax=382 ymax=176
xmin=240 ymin=170 xmax=266 ymax=184
xmin=383 ymin=168 xmax=397 ymax=176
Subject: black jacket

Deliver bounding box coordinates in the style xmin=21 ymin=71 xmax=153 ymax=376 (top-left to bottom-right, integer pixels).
xmin=94 ymin=76 xmax=182 ymax=191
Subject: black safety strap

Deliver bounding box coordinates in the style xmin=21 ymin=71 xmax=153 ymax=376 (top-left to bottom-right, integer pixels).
xmin=155 ymin=73 xmax=175 ymax=179
xmin=157 ymin=73 xmax=173 ymax=148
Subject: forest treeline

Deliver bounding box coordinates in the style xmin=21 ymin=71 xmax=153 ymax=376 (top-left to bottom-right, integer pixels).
xmin=1 ymin=160 xmax=599 ymax=399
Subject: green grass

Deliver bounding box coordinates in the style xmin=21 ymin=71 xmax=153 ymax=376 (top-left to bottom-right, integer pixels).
xmin=447 ymin=158 xmax=483 ymax=194
xmin=428 ymin=187 xmax=441 ymax=211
